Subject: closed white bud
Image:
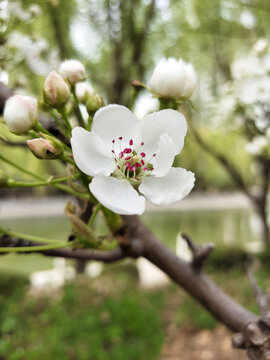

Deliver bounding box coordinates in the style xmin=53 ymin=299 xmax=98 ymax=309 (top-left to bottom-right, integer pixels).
xmin=43 ymin=70 xmax=70 ymax=108
xmin=75 ymin=81 xmax=95 ymax=103
xmin=59 ymin=60 xmax=86 ymax=85
xmin=149 ymin=58 xmax=196 ymax=99
xmin=4 ymin=95 xmax=38 ymax=134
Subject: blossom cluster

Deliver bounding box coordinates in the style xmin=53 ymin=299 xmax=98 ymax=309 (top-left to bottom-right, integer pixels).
xmin=3 ymin=56 xmax=196 ymax=215
xmin=211 ymin=39 xmax=270 ymax=158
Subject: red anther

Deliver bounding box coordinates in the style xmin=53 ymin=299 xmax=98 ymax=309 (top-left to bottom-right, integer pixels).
xmin=153 ymin=153 xmax=156 ymax=157
xmin=125 ymin=156 xmax=131 ymax=160
xmin=141 ymin=160 xmax=145 ymax=165
xmin=111 ymin=150 xmax=115 ymax=153
xmin=129 ymin=139 xmax=133 ymax=146
xmin=135 ymin=162 xmax=141 ymax=168
xmin=117 ymin=165 xmax=120 ymax=169
xmin=119 ymin=152 xmax=124 ymax=158
xmin=112 ymin=140 xmax=115 ymax=143
xmin=140 ymin=152 xmax=146 ymax=158
xmin=119 ymin=136 xmax=123 ymax=140
xmin=141 ymin=142 xmax=144 ymax=146
xmin=151 ymin=168 xmax=154 ymax=170
xmin=143 ymin=167 xmax=148 ymax=171
xmin=124 ymin=148 xmax=132 ymax=154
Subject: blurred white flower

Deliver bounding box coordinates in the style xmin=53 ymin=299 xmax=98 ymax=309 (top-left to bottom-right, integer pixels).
xmin=252 ymin=38 xmax=269 ymax=56
xmin=149 ymin=58 xmax=196 ymax=99
xmin=28 ymin=4 xmax=42 ymax=18
xmin=231 ymin=56 xmax=263 ymax=80
xmin=4 ymin=95 xmax=38 ymax=134
xmin=254 ymin=104 xmax=270 ymax=132
xmin=7 ymin=32 xmax=56 ymax=75
xmin=59 ymin=60 xmax=86 ymax=85
xmin=71 ymin=104 xmax=195 ymax=215
xmin=245 ymin=136 xmax=269 ymax=156
xmin=7 ymin=2 xmax=30 ymax=21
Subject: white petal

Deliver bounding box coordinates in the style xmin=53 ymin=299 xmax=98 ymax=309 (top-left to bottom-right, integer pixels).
xmin=139 ymin=167 xmax=195 ymax=206
xmin=90 ymin=176 xmax=145 ymax=215
xmin=135 ymin=109 xmax=187 ymax=157
xmin=71 ymin=127 xmax=115 ymax=176
xmin=92 ymin=105 xmax=138 ymax=154
xmin=152 ymin=133 xmax=175 ymax=177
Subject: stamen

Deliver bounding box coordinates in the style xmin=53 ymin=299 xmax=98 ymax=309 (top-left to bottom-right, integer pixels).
xmin=140 ymin=152 xmax=146 ymax=158
xmin=143 ymin=167 xmax=148 ymax=171
xmin=129 ymin=139 xmax=133 ymax=146
xmin=141 ymin=142 xmax=144 ymax=146
xmin=141 ymin=160 xmax=145 ymax=165
xmin=125 ymin=156 xmax=131 ymax=160
xmin=117 ymin=165 xmax=120 ymax=169
xmin=153 ymin=153 xmax=156 ymax=157
xmin=111 ymin=150 xmax=115 ymax=154
xmin=112 ymin=140 xmax=115 ymax=143
xmin=124 ymin=148 xmax=132 ymax=154
xmin=119 ymin=137 xmax=122 ymax=140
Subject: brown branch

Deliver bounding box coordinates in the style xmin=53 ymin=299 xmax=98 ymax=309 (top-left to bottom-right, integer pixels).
xmin=122 ymin=215 xmax=258 ymax=332
xmin=181 ymin=232 xmax=215 ymax=272
xmin=247 ymin=260 xmax=269 ymax=321
xmin=0 ymin=233 xmax=124 ymax=262
xmin=42 ymin=246 xmax=124 ymax=262
xmin=0 ymin=81 xmax=13 ymax=114
xmin=190 ymin=122 xmax=254 ymax=201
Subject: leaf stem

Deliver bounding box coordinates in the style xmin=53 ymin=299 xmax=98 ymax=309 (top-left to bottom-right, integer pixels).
xmin=88 ymin=203 xmax=102 ymax=228
xmin=71 ymin=86 xmax=85 ymax=127
xmin=0 ymin=226 xmax=66 ymax=245
xmin=58 ymin=107 xmax=72 ymax=132
xmin=0 ymin=242 xmax=74 ymax=253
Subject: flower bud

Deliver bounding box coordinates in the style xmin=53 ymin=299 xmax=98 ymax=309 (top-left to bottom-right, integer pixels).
xmin=4 ymin=95 xmax=38 ymax=134
xmin=75 ymin=81 xmax=95 ymax=103
xmin=149 ymin=58 xmax=196 ymax=100
xmin=43 ymin=70 xmax=70 ymax=108
xmin=59 ymin=60 xmax=86 ymax=85
xmin=85 ymin=93 xmax=104 ymax=113
xmin=27 ymin=135 xmax=64 ymax=159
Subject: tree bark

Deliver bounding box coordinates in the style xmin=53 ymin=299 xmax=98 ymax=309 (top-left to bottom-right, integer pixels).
xmin=122 ymin=215 xmax=258 ymax=332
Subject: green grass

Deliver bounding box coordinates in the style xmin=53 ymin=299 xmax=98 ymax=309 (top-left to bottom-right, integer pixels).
xmin=0 ymin=273 xmax=164 ymax=360
xmin=0 ymin=261 xmax=269 ymax=359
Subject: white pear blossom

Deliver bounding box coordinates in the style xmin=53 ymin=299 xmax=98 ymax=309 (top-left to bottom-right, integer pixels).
xmin=59 ymin=60 xmax=86 ymax=85
xmin=4 ymin=95 xmax=38 ymax=134
xmin=71 ymin=105 xmax=195 ymax=215
xmin=149 ymin=58 xmax=196 ymax=99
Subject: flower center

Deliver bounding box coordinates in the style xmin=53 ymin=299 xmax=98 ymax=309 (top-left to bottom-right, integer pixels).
xmin=111 ymin=137 xmax=156 ymax=187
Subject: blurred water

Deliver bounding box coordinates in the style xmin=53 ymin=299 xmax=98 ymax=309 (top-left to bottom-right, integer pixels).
xmin=0 ymin=208 xmax=258 ymax=275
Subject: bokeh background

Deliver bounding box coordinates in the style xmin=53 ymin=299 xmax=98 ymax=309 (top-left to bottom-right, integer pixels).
xmin=0 ymin=0 xmax=270 ymax=359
